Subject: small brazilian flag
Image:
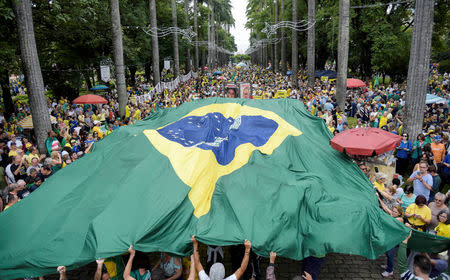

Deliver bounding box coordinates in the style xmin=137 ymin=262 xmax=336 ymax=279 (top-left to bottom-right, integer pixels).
xmin=1 ymin=98 xmax=433 ymax=280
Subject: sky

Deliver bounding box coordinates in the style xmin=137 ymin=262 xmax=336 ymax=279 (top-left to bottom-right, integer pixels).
xmin=230 ymin=0 xmax=250 ymax=54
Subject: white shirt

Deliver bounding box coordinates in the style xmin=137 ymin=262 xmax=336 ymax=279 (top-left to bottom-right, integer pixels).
xmin=198 ymin=270 xmax=237 ymax=280
xmin=7 ymin=139 xmax=22 ymax=149
xmin=5 ymin=164 xmax=15 ymax=184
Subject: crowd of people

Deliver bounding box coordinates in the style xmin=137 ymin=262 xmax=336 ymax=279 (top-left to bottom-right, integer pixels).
xmin=1 ymin=64 xmax=450 ymax=279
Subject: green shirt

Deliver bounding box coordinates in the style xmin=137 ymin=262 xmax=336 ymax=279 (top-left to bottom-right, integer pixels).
xmin=130 ymin=270 xmax=150 ymax=280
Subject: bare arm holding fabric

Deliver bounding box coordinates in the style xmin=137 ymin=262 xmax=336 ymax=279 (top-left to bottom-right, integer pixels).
xmin=94 ymin=259 xmax=104 ymax=280
xmin=377 ymin=194 xmax=393 ymax=216
xmin=123 ymin=245 xmax=136 ymax=280
xmin=191 ymin=235 xmax=204 ymax=275
xmin=234 ymin=240 xmax=252 ymax=280
xmin=266 ymin=252 xmax=276 ymax=280
xmin=187 ymin=255 xmax=196 ymax=280
xmin=57 ymin=266 xmax=67 ymax=280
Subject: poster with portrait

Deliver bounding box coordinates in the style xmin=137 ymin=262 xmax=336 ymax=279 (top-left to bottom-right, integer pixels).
xmin=225 ymin=84 xmax=238 ymax=98
xmin=239 ymin=83 xmax=251 ymax=99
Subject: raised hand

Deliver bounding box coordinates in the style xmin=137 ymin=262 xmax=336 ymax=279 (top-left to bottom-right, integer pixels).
xmin=128 ymin=245 xmax=136 ymax=256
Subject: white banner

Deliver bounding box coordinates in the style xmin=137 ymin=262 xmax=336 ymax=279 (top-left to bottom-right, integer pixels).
xmin=164 ymin=60 xmax=171 ymax=70
xmin=100 ymin=65 xmax=111 ymax=82
xmin=136 ymin=71 xmax=198 ymax=105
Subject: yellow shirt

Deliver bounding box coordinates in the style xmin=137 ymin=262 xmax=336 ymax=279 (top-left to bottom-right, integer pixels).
xmin=8 ymin=150 xmax=18 ymax=158
xmin=133 ymin=109 xmax=141 ymax=120
xmin=435 ymin=222 xmax=450 ymax=238
xmin=379 ymin=116 xmax=388 ymax=128
xmin=92 ymin=126 xmax=104 ymax=139
xmin=125 ymin=106 xmax=131 ymax=118
xmin=406 ymin=204 xmax=432 ymax=227
xmin=99 ymin=113 xmax=106 ymax=122
xmin=374 ymin=181 xmax=385 ymax=192
xmin=25 ymin=153 xmax=40 ymax=164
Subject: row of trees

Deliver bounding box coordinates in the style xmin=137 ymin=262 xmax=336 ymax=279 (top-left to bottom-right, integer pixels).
xmin=1 ymin=0 xmax=237 ymax=152
xmin=245 ymin=0 xmax=449 ymax=82
xmin=1 ymin=0 xmax=237 ymax=106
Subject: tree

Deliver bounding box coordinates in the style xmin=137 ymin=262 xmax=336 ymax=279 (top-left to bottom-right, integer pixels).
xmin=12 ymin=0 xmax=51 ymax=153
xmin=149 ymin=0 xmax=160 ymax=85
xmin=185 ymin=0 xmax=191 ymax=72
xmin=193 ymin=0 xmax=199 ymax=70
xmin=209 ymin=1 xmax=216 ymax=68
xmin=307 ymin=0 xmax=315 ymax=86
xmin=172 ymin=0 xmax=180 ymax=77
xmin=404 ymin=0 xmax=435 ymax=141
xmin=0 ymin=1 xmax=17 ymax=120
xmin=110 ymin=0 xmax=127 ymax=118
xmin=273 ymin=0 xmax=279 ymax=73
xmin=336 ymin=0 xmax=349 ymax=109
xmin=280 ymin=0 xmax=286 ymax=74
xmin=291 ymin=0 xmax=298 ymax=87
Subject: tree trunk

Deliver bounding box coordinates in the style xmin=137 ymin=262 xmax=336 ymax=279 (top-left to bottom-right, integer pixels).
xmin=193 ymin=0 xmax=199 ymax=71
xmin=129 ymin=65 xmax=137 ymax=86
xmin=149 ymin=0 xmax=160 ymax=85
xmin=291 ymin=0 xmax=298 ymax=87
xmin=280 ymin=0 xmax=286 ymax=74
xmin=84 ymin=71 xmax=92 ymax=90
xmin=91 ymin=70 xmax=96 ymax=86
xmin=185 ymin=0 xmax=191 ymax=73
xmin=12 ymin=0 xmax=51 ymax=154
xmin=404 ymin=0 xmax=435 ymax=141
xmin=336 ymin=0 xmax=350 ymax=109
xmin=307 ymin=0 xmax=315 ymax=86
xmin=144 ymin=62 xmax=151 ymax=82
xmin=274 ymin=0 xmax=279 ymax=73
xmin=172 ymin=0 xmax=180 ymax=77
xmin=202 ymin=47 xmax=206 ymax=68
xmin=110 ymin=0 xmax=128 ymax=118
xmin=270 ymin=43 xmax=274 ymax=70
xmin=210 ymin=3 xmax=216 ymax=69
xmin=0 ymin=69 xmax=15 ymax=120
xmin=207 ymin=9 xmax=211 ymax=67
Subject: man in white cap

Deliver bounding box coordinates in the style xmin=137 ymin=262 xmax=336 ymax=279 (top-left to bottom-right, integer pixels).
xmin=192 ymin=236 xmax=251 ymax=280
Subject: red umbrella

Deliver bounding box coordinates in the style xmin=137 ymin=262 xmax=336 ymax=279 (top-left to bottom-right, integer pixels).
xmin=347 ymin=78 xmax=366 ymax=88
xmin=330 ymin=127 xmax=401 ymax=156
xmin=73 ymin=94 xmax=107 ymax=104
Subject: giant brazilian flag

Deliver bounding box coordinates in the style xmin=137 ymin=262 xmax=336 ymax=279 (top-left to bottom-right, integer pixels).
xmin=0 ymin=98 xmax=414 ymax=279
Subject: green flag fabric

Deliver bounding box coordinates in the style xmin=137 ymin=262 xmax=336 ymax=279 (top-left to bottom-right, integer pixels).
xmin=0 ymin=98 xmax=415 ymax=279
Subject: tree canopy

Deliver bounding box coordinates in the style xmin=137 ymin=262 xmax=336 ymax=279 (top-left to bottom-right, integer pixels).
xmin=245 ymin=0 xmax=449 ymax=81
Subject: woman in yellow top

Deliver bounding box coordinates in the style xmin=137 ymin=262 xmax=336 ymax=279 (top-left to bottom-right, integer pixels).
xmin=405 ymin=195 xmax=432 ymax=231
xmin=435 ymin=210 xmax=450 ymax=238
xmin=378 ymin=111 xmax=389 ymax=128
xmin=373 ymin=173 xmax=387 ymax=192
